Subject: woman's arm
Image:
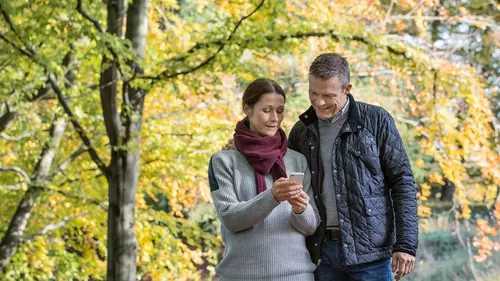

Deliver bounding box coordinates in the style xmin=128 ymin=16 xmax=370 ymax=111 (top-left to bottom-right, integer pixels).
xmin=208 ymin=153 xmax=280 ymax=233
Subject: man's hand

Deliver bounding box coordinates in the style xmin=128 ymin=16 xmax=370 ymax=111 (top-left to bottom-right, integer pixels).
xmin=392 ymin=252 xmax=415 ymax=280
xmin=288 ymin=191 xmax=309 ymax=214
xmin=271 ymin=178 xmax=302 ymax=202
xmin=222 ymin=139 xmax=236 ymax=150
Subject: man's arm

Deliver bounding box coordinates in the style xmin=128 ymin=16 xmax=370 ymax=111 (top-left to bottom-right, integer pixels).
xmin=378 ymin=110 xmax=419 ymax=256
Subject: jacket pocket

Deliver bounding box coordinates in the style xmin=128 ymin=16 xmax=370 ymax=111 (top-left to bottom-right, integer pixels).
xmin=349 ymin=147 xmax=384 ymax=195
xmin=349 ymin=132 xmax=381 ymax=176
xmin=364 ymin=195 xmax=395 ymax=248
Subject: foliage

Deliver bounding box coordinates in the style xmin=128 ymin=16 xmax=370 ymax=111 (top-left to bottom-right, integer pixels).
xmin=0 ymin=0 xmax=498 ymax=280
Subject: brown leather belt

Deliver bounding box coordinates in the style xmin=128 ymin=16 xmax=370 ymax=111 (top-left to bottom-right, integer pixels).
xmin=325 ymin=227 xmax=341 ymax=241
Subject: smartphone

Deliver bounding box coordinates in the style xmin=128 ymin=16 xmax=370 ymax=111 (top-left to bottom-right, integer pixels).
xmin=289 ymin=172 xmax=305 ymax=185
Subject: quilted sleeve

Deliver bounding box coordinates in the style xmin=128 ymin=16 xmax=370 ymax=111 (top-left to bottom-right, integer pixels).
xmin=378 ymin=110 xmax=419 ymax=256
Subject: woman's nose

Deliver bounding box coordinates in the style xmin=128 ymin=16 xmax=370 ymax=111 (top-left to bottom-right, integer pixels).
xmin=270 ymin=111 xmax=278 ymax=121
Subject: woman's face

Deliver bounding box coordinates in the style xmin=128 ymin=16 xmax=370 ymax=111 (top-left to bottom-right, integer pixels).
xmin=244 ymin=92 xmax=285 ymax=137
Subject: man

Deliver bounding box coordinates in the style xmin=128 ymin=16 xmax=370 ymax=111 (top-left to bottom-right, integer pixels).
xmin=287 ymin=53 xmax=418 ymax=281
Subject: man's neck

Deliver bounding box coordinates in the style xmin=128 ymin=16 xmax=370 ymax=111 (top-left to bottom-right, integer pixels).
xmin=324 ymin=99 xmax=349 ymax=123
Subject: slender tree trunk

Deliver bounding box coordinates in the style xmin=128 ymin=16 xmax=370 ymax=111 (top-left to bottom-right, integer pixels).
xmin=0 ymin=51 xmax=75 ymax=271
xmin=100 ymin=0 xmax=126 ymax=146
xmin=101 ymin=1 xmax=127 ymax=280
xmin=104 ymin=0 xmax=148 ymax=280
xmin=0 ymin=117 xmax=67 ymax=271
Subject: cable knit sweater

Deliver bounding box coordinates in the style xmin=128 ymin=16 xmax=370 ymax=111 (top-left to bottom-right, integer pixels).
xmin=208 ymin=148 xmax=319 ymax=281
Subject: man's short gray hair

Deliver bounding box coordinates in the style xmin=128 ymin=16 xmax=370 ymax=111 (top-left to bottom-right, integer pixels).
xmin=309 ymin=53 xmax=350 ymax=88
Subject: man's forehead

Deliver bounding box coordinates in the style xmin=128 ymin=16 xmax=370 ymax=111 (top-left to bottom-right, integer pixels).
xmin=309 ymin=83 xmax=343 ymax=93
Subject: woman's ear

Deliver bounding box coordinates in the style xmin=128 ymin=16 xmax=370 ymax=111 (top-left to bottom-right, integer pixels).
xmin=243 ymin=104 xmax=251 ymax=116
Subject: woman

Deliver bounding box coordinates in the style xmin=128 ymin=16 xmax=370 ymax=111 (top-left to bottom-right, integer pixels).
xmin=208 ymin=78 xmax=319 ymax=281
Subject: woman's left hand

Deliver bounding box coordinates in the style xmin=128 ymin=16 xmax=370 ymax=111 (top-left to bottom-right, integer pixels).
xmin=288 ymin=191 xmax=309 ymax=214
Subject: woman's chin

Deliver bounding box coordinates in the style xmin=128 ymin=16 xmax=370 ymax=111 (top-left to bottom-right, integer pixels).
xmin=259 ymin=128 xmax=278 ymax=137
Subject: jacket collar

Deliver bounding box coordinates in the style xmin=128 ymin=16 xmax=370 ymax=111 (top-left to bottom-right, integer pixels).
xmin=298 ymin=94 xmax=364 ymax=133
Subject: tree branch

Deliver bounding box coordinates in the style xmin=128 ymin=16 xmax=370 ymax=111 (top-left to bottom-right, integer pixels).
xmin=0 ymin=5 xmax=17 ymax=33
xmin=48 ymin=75 xmax=109 ymax=176
xmin=390 ymin=15 xmax=498 ymax=29
xmin=0 ymin=132 xmax=31 ymax=141
xmin=0 ymin=4 xmax=34 ymax=55
xmin=48 ymin=146 xmax=89 ymax=179
xmin=144 ymin=27 xmax=410 ymax=82
xmin=403 ymin=0 xmax=427 ymax=17
xmin=145 ymin=0 xmax=266 ymax=83
xmin=76 ymin=0 xmax=104 ymax=32
xmin=24 ymin=212 xmax=89 ymax=242
xmin=0 ymin=184 xmax=25 ymax=191
xmin=57 ymin=189 xmax=107 ymax=210
xmin=382 ymin=0 xmax=395 ymax=32
xmin=0 ymin=33 xmax=33 ymax=59
xmin=0 ymin=102 xmax=18 ymax=133
xmin=76 ymin=0 xmax=125 ymax=78
xmin=0 ymin=167 xmax=31 ymax=183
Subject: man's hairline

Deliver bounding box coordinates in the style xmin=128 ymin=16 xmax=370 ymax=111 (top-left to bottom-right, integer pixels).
xmin=308 ymin=73 xmax=351 ymax=89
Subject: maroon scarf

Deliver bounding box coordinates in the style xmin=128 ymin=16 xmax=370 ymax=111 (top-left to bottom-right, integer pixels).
xmin=233 ymin=118 xmax=288 ymax=194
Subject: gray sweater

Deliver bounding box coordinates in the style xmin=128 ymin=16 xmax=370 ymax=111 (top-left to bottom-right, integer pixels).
xmin=208 ymin=149 xmax=319 ymax=281
xmin=318 ymin=99 xmax=349 ymax=227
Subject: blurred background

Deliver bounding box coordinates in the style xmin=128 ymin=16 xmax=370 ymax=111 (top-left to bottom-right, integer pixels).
xmin=0 ymin=0 xmax=499 ymax=280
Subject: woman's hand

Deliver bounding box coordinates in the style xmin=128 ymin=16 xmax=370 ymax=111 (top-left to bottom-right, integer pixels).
xmin=288 ymin=191 xmax=309 ymax=214
xmin=221 ymin=139 xmax=236 ymax=150
xmin=271 ymin=178 xmax=302 ymax=202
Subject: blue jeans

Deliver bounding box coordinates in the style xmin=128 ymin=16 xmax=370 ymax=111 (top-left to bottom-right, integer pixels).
xmin=314 ymin=240 xmax=393 ymax=281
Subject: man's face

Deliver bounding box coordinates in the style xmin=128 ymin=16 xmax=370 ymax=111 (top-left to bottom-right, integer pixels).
xmin=308 ymin=75 xmax=351 ymax=120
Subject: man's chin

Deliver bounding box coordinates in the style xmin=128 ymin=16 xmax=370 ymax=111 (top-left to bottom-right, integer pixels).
xmin=317 ymin=112 xmax=334 ymax=119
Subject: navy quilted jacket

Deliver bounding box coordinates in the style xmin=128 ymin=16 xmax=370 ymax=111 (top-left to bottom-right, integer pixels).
xmin=288 ymin=94 xmax=418 ymax=266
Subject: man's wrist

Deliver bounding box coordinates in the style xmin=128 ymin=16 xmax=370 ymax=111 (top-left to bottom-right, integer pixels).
xmin=392 ymin=248 xmax=416 ymax=257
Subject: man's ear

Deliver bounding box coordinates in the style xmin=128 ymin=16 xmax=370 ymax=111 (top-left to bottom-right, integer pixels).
xmin=345 ymin=84 xmax=352 ymax=94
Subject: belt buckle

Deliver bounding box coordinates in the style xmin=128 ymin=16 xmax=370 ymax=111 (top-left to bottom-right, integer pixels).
xmin=326 ymin=227 xmax=340 ymax=241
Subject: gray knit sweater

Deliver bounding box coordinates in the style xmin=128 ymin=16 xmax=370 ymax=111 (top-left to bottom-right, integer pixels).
xmin=208 ymin=149 xmax=319 ymax=281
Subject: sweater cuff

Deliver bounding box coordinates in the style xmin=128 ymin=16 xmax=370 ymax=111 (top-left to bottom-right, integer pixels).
xmin=292 ymin=203 xmax=312 ymax=216
xmin=263 ymin=188 xmax=280 ymax=206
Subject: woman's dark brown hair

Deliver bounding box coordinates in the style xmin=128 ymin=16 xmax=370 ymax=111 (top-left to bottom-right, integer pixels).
xmin=242 ymin=78 xmax=286 ymax=110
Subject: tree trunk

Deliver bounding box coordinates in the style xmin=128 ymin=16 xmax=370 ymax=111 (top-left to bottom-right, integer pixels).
xmin=440 ymin=178 xmax=455 ymax=202
xmin=104 ymin=0 xmax=148 ymax=280
xmin=0 ymin=51 xmax=75 ymax=271
xmin=100 ymin=0 xmax=126 ymax=147
xmin=0 ymin=116 xmax=67 ymax=271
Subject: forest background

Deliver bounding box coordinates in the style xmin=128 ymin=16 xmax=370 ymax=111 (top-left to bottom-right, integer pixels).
xmin=0 ymin=0 xmax=499 ymax=280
